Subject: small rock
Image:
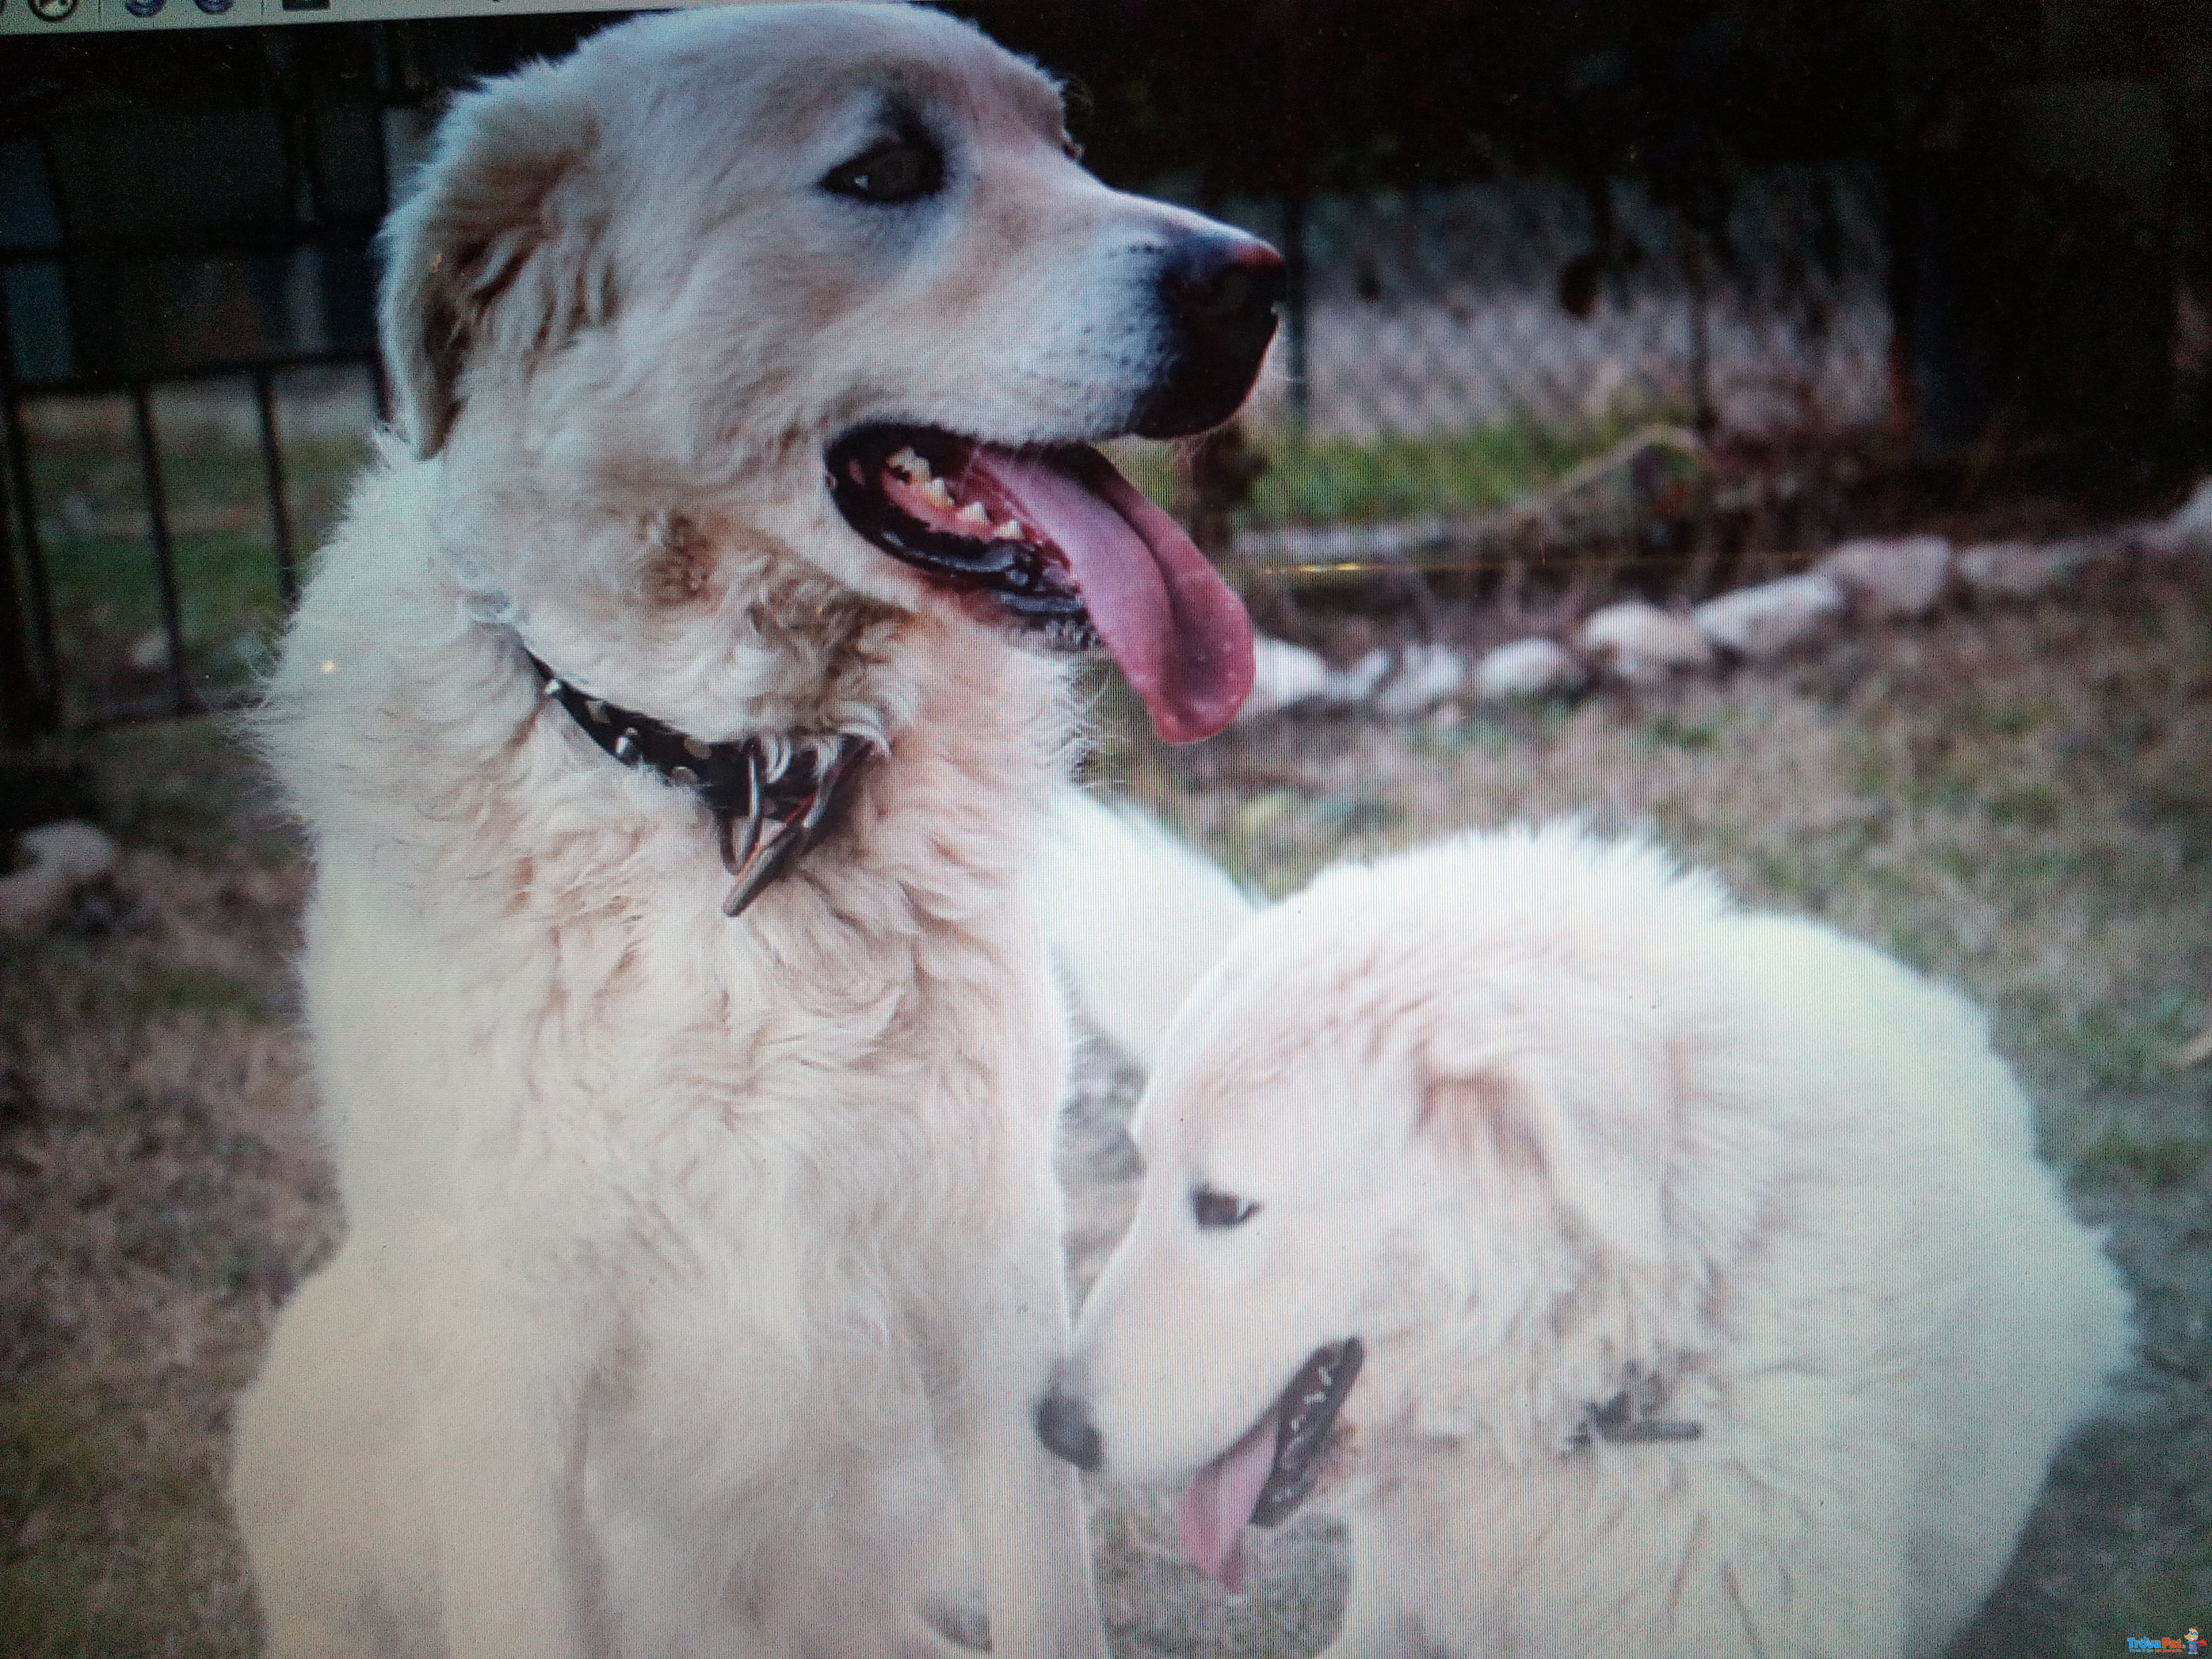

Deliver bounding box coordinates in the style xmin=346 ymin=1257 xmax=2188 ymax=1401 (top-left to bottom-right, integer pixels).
xmin=1578 ymin=602 xmax=1714 ymax=685
xmin=1473 ymin=638 xmax=1585 ymax=701
xmin=2165 ymin=477 xmax=2212 ymax=557
xmin=1957 ymin=538 xmax=2116 ymax=604
xmin=128 ymin=628 xmax=174 ymax=674
xmin=1239 ymin=636 xmax=1337 ymax=719
xmin=1817 ymin=535 xmax=1953 ymax=619
xmin=2119 ymin=518 xmax=2190 ymax=564
xmin=1694 ymin=573 xmax=1847 ymax=661
xmin=0 ymin=820 xmax=121 ymax=934
xmin=1337 ymin=649 xmax=1393 ymax=701
xmin=1376 ymin=644 xmax=1472 ymax=717
xmin=1239 ymin=637 xmax=1398 ymax=719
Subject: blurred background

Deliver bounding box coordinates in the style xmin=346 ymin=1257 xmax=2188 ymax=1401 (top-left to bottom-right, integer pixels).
xmin=1 ymin=6 xmax=2208 ymax=1657
xmin=2 ymin=0 xmax=2207 ymax=731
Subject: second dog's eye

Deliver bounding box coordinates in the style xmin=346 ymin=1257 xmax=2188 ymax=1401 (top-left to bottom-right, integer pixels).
xmin=1193 ymin=1185 xmax=1259 ymax=1230
xmin=823 ymin=138 xmax=943 ymax=205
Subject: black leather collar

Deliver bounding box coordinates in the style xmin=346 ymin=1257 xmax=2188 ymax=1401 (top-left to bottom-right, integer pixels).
xmin=525 ymin=650 xmax=872 ymax=918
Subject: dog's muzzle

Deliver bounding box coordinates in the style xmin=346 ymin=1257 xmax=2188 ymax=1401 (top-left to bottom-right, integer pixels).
xmin=1130 ymin=232 xmax=1287 ymax=439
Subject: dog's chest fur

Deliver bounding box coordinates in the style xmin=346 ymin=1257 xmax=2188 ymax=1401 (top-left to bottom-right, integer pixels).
xmin=270 ymin=457 xmax=1075 ymax=1328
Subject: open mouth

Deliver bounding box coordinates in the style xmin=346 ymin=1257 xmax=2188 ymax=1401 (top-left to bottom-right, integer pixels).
xmin=825 ymin=424 xmax=1254 ymax=744
xmin=1176 ymin=1337 xmax=1363 ymax=1593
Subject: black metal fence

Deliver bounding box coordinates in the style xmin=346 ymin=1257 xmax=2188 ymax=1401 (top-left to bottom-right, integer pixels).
xmin=1 ymin=345 xmax=386 ymax=739
xmin=1 ymin=167 xmax=1893 ymax=743
xmin=4 ymin=3 xmax=2197 ymax=743
xmin=0 ymin=23 xmax=424 ymax=741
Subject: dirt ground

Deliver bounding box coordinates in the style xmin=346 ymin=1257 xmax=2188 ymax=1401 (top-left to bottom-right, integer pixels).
xmin=2 ymin=571 xmax=2208 ymax=1657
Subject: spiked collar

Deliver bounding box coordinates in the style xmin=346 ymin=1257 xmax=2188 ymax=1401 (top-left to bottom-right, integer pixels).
xmin=524 ymin=649 xmax=873 ymax=919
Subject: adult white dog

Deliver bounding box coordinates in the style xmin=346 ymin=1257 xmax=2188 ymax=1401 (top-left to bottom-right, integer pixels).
xmin=225 ymin=5 xmax=1280 ymax=1655
xmin=1040 ymin=823 xmax=2131 ymax=1658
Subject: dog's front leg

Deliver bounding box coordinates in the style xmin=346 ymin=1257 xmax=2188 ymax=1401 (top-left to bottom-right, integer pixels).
xmin=942 ymin=1238 xmax=1109 ymax=1659
xmin=393 ymin=1253 xmax=604 ymax=1659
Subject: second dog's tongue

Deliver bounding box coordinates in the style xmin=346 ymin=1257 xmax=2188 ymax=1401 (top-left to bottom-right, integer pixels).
xmin=1177 ymin=1407 xmax=1279 ymax=1591
xmin=975 ymin=447 xmax=1253 ymax=743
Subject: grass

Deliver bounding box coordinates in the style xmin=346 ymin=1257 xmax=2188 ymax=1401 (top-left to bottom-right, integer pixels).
xmin=2075 ymin=1123 xmax=2209 ymax=1189
xmin=3 ymin=560 xmax=2209 ymax=1654
xmin=1 ymin=1373 xmax=261 ymax=1659
xmin=1117 ymin=409 xmax=1651 ymax=534
xmin=30 ymin=410 xmax=1630 ymax=723
xmin=25 ymin=419 xmax=371 ymax=719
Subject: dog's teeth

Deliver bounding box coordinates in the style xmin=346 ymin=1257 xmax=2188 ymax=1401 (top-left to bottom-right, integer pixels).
xmin=993 ymin=520 xmax=1024 ymax=541
xmin=957 ymin=501 xmax=991 ymax=526
xmin=921 ymin=478 xmax=954 ymax=510
xmin=889 ymin=446 xmax=927 ymax=480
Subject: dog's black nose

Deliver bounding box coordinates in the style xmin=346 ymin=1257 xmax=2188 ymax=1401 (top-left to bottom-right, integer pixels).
xmin=1132 ymin=231 xmax=1285 ymax=439
xmin=1035 ymin=1388 xmax=1103 ymax=1473
xmin=1162 ymin=234 xmax=1285 ymax=328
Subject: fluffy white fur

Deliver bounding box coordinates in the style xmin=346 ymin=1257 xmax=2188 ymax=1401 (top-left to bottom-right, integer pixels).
xmin=1059 ymin=823 xmax=2133 ymax=1658
xmin=1040 ymin=791 xmax=1256 ymax=1068
xmin=225 ymin=7 xmax=1267 ymax=1655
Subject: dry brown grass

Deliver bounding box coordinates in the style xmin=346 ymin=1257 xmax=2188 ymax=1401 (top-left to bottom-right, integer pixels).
xmin=1 ymin=575 xmax=2206 ymax=1657
xmin=2 ymin=723 xmax=329 ymax=1658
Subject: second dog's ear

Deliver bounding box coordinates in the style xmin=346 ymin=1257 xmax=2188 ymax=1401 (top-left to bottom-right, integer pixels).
xmin=1418 ymin=1009 xmax=1672 ymax=1267
xmin=379 ymin=64 xmax=611 ymax=458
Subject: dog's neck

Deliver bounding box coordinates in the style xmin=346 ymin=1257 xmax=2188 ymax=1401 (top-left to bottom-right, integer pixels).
xmin=522 ymin=646 xmax=874 ymax=917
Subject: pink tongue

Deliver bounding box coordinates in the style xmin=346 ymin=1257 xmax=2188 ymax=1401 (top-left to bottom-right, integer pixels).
xmin=1176 ymin=1407 xmax=1279 ymax=1591
xmin=968 ymin=447 xmax=1254 ymax=743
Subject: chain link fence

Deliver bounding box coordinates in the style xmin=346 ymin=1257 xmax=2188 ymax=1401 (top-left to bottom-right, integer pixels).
xmin=1227 ymin=165 xmax=1890 ymax=442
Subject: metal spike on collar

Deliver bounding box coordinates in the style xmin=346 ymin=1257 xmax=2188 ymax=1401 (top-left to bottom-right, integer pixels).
xmin=722 ymin=817 xmax=805 ymax=918
xmin=522 ymin=644 xmax=868 ymax=923
xmin=718 ymin=749 xmax=764 ymax=884
xmin=720 ymin=735 xmax=854 ymax=919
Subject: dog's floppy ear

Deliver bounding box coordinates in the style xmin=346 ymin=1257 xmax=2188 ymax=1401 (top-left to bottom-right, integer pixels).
xmin=1417 ymin=1006 xmax=1672 ymax=1267
xmin=379 ymin=64 xmax=612 ymax=458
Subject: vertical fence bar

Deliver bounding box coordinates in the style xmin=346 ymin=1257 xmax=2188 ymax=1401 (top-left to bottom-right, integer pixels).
xmin=1280 ymin=7 xmax=1311 ymax=435
xmin=1284 ymin=188 xmax=1310 ymax=434
xmin=128 ymin=384 xmax=193 ymax=717
xmin=0 ymin=411 xmax=45 ymax=746
xmin=0 ymin=393 xmax=58 ymax=739
xmin=1683 ymin=218 xmax=1716 ymax=434
xmin=0 ymin=269 xmax=60 ymax=738
xmin=253 ymin=367 xmax=300 ymax=607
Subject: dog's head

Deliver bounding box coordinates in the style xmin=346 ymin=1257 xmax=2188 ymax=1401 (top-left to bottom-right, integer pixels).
xmin=380 ymin=2 xmax=1277 ymax=743
xmin=1038 ymin=828 xmax=1736 ymax=1591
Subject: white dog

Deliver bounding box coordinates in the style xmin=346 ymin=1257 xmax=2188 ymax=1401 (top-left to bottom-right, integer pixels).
xmin=225 ymin=6 xmax=1281 ymax=1655
xmin=1040 ymin=824 xmax=2131 ymax=1658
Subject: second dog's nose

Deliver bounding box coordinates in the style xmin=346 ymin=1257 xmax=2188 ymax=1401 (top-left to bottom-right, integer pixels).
xmin=1035 ymin=1388 xmax=1103 ymax=1472
xmin=1133 ymin=231 xmax=1285 ymax=439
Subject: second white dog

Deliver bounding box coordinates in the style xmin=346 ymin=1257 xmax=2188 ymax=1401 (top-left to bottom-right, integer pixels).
xmin=1038 ymin=823 xmax=2131 ymax=1658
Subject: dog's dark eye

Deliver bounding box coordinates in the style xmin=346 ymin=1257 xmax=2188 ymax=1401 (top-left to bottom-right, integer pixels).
xmin=1192 ymin=1185 xmax=1259 ymax=1230
xmin=823 ymin=138 xmax=943 ymax=205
